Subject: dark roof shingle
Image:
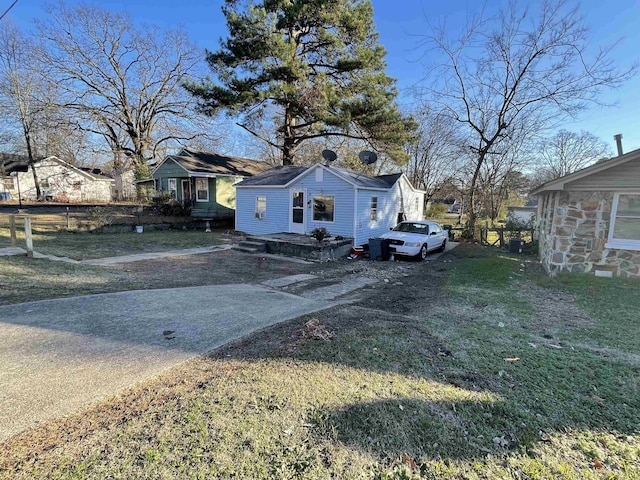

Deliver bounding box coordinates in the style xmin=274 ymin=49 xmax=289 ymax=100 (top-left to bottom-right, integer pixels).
xmin=236 ymin=164 xmax=405 ymax=189
xmin=0 ymin=153 xmax=31 ymax=174
xmin=236 ymin=165 xmax=308 ymax=186
xmin=168 ymin=150 xmax=271 ymax=177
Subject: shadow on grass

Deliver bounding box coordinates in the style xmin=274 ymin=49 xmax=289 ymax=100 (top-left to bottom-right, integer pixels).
xmin=213 ymin=292 xmax=640 ymax=463
xmin=2 ymin=243 xmax=639 ymax=475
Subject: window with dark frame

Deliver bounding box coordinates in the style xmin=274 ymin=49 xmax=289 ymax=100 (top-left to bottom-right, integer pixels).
xmin=3 ymin=178 xmax=14 ymax=190
xmin=313 ymin=195 xmax=334 ymax=222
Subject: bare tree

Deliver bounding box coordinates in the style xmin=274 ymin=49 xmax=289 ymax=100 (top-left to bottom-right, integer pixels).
xmin=37 ymin=2 xmax=216 ymax=174
xmin=534 ymin=129 xmax=611 ymax=182
xmin=0 ymin=20 xmax=45 ymax=198
xmin=421 ymin=0 xmax=635 ymax=236
xmin=405 ymin=106 xmax=464 ymax=205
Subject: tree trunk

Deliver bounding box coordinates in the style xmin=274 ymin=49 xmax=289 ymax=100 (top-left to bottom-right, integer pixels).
xmin=466 ymin=152 xmax=485 ymax=238
xmin=282 ymin=108 xmax=295 ymax=166
xmin=24 ymin=128 xmax=41 ymax=200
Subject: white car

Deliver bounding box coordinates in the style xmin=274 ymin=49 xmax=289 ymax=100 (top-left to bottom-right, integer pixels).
xmin=380 ymin=220 xmax=448 ymax=261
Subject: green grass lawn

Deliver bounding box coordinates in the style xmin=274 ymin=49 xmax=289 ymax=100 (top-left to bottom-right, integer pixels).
xmin=1 ymin=245 xmax=639 ymax=479
xmin=0 ymin=227 xmax=226 ymax=260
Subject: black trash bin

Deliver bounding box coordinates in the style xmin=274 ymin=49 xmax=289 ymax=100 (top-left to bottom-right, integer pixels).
xmin=368 ymin=238 xmax=391 ymax=261
xmin=509 ymin=238 xmax=525 ymax=253
xmin=381 ymin=238 xmax=391 ymax=260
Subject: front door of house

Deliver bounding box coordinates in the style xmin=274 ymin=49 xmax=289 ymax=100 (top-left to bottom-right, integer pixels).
xmin=290 ymin=190 xmax=305 ymax=234
xmin=182 ymin=180 xmax=191 ymax=206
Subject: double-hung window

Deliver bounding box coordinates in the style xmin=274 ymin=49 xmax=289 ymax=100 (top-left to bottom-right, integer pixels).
xmin=370 ymin=196 xmax=378 ymax=221
xmin=255 ymin=196 xmax=266 ymax=220
xmin=195 ymin=178 xmax=209 ymax=202
xmin=168 ymin=178 xmax=177 ymax=199
xmin=3 ymin=178 xmax=14 ymax=190
xmin=606 ymin=193 xmax=640 ymax=250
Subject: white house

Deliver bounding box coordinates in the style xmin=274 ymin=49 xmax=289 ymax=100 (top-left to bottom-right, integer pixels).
xmin=235 ymin=163 xmax=425 ymax=247
xmin=0 ymin=155 xmax=114 ymax=202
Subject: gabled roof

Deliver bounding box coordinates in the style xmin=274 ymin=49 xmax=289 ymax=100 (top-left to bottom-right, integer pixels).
xmin=156 ymin=150 xmax=271 ymax=177
xmin=235 ymin=165 xmax=308 ymax=186
xmin=236 ymin=163 xmax=410 ymax=191
xmin=530 ymin=147 xmax=640 ymax=195
xmin=0 ymin=154 xmax=113 ymax=182
xmin=376 ymin=173 xmax=404 ymax=188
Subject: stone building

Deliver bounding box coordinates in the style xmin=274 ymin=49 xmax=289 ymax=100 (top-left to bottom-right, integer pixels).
xmin=532 ymin=147 xmax=640 ymax=278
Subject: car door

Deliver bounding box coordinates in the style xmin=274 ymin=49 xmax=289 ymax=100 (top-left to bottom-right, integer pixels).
xmin=427 ymin=223 xmax=443 ymax=251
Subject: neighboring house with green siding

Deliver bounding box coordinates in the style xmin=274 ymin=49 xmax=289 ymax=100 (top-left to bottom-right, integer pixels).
xmin=151 ymin=150 xmax=271 ymax=219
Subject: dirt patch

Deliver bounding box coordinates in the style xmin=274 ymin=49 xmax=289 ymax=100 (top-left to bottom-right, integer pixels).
xmin=523 ymin=285 xmax=596 ymax=332
xmin=112 ymin=249 xmax=316 ymax=286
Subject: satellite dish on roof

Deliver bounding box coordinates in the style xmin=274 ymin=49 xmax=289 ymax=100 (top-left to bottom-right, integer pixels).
xmin=359 ymin=150 xmax=378 ymax=165
xmin=321 ymin=149 xmax=337 ymax=163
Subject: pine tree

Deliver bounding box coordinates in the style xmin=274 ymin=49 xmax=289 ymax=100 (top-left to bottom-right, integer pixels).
xmin=186 ymin=0 xmax=415 ymax=165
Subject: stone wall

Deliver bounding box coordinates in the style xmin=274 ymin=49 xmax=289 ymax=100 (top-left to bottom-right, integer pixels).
xmin=537 ymin=190 xmax=640 ymax=278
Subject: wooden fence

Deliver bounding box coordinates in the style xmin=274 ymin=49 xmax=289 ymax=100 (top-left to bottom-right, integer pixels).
xmin=480 ymin=226 xmax=535 ymax=248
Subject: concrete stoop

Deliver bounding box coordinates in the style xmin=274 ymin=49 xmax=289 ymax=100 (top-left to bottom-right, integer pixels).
xmin=232 ymin=238 xmax=268 ymax=254
xmin=233 ymin=235 xmax=353 ymax=262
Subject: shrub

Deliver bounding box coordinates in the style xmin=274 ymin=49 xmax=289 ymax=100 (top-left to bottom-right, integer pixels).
xmin=426 ymin=203 xmax=447 ymax=218
xmin=310 ymin=227 xmax=329 ymax=242
xmin=88 ymin=206 xmax=114 ymax=226
xmin=152 ymin=193 xmax=191 ymax=217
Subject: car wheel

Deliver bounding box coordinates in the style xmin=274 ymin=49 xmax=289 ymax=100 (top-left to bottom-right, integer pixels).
xmin=417 ymin=244 xmax=428 ymax=261
xmin=439 ymin=239 xmax=447 ymax=252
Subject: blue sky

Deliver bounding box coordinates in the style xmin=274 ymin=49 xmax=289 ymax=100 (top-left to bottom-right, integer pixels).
xmin=8 ymin=0 xmax=640 ymax=154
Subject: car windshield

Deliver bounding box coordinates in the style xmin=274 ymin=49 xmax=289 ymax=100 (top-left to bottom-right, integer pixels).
xmin=392 ymin=223 xmax=429 ymax=234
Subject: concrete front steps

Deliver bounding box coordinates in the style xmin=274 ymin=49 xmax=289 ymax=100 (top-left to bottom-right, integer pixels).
xmin=232 ymin=237 xmax=268 ymax=254
xmin=232 ymin=234 xmax=353 ymax=262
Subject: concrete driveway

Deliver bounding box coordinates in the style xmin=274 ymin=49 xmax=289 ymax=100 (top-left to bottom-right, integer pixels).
xmin=0 ymin=284 xmax=338 ymax=442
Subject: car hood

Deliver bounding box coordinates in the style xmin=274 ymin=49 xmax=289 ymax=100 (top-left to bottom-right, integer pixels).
xmin=380 ymin=231 xmax=428 ymax=242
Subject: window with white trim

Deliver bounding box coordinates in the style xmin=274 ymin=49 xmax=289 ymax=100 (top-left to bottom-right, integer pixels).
xmin=168 ymin=178 xmax=177 ymax=199
xmin=195 ymin=178 xmax=209 ymax=202
xmin=370 ymin=196 xmax=378 ymax=221
xmin=3 ymin=177 xmax=14 ymax=190
xmin=255 ymin=196 xmax=266 ymax=220
xmin=606 ymin=193 xmax=640 ymax=250
xmin=313 ymin=195 xmax=334 ymax=222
